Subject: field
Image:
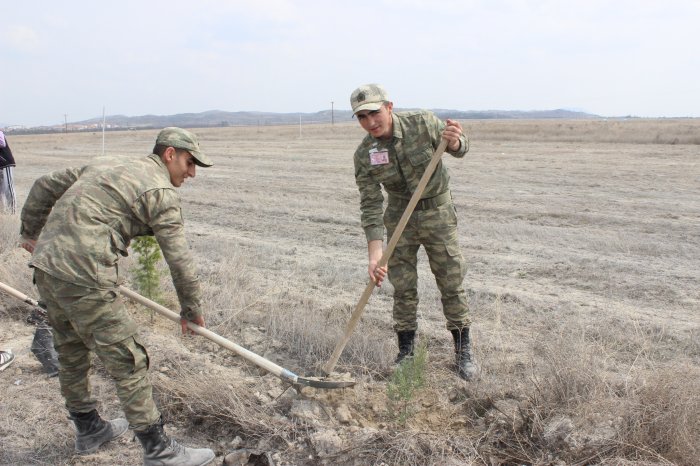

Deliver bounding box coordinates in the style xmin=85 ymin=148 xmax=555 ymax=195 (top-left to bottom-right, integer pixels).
xmin=1 ymin=119 xmax=698 ymax=465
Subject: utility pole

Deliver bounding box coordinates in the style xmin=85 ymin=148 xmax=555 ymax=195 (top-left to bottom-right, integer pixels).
xmin=331 ymin=101 xmax=334 ymax=126
xmin=64 ymin=114 xmax=68 ymax=133
xmin=101 ymin=106 xmax=106 ymax=156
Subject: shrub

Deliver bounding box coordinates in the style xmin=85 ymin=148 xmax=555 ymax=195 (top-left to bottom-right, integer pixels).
xmin=130 ymin=236 xmax=163 ymax=306
xmin=387 ymin=342 xmax=428 ymax=425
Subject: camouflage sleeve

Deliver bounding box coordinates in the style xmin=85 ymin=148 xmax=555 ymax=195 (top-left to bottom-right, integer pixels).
xmin=354 ymin=150 xmax=385 ymax=242
xmin=137 ymin=189 xmax=203 ymax=320
xmin=20 ymin=167 xmax=83 ymax=240
xmin=430 ymin=113 xmax=469 ymax=158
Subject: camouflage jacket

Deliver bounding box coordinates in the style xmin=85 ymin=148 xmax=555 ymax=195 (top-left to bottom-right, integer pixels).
xmin=353 ymin=111 xmax=469 ymax=242
xmin=21 ymin=153 xmax=203 ymax=320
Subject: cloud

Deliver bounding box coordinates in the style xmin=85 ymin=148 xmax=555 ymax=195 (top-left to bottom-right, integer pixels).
xmin=2 ymin=25 xmax=42 ymax=54
xmin=2 ymin=0 xmax=700 ymax=125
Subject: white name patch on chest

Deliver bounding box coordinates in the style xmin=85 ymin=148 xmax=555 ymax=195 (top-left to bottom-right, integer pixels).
xmin=369 ymin=149 xmax=389 ymax=165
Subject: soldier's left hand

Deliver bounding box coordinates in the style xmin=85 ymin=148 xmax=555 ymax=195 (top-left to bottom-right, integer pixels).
xmin=19 ymin=237 xmax=37 ymax=253
xmin=442 ymin=119 xmax=463 ymax=152
xmin=181 ymin=315 xmax=206 ymax=335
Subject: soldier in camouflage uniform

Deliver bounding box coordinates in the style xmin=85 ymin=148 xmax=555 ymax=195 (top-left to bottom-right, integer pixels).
xmin=19 ymin=128 xmax=216 ymax=466
xmin=351 ymin=84 xmax=478 ymax=381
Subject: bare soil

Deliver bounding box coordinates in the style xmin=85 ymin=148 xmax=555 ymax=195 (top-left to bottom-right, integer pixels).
xmin=1 ymin=119 xmax=698 ymax=465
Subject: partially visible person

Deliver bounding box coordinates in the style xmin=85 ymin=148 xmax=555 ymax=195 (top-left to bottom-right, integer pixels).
xmin=0 ymin=129 xmax=17 ymax=214
xmin=27 ymin=305 xmax=60 ymax=377
xmin=0 ymin=350 xmax=15 ymax=371
xmin=20 ymin=127 xmax=216 ymax=465
xmin=350 ymin=83 xmax=478 ymax=381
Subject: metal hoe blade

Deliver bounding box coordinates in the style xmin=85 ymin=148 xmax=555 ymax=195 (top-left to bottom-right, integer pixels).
xmin=294 ymin=376 xmax=355 ymax=389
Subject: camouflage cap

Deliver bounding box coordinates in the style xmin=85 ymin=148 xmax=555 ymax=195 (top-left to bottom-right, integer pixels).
xmin=156 ymin=127 xmax=213 ymax=167
xmin=350 ymin=84 xmax=389 ymax=114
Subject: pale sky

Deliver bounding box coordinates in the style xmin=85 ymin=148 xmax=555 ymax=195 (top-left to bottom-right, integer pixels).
xmin=2 ymin=0 xmax=699 ymax=127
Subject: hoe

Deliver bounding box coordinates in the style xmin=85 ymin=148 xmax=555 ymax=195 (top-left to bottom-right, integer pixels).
xmin=0 ymin=280 xmax=354 ymax=389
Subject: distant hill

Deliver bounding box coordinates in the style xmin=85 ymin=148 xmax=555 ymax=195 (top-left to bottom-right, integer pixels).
xmin=5 ymin=108 xmax=601 ymax=134
xmin=77 ymin=108 xmax=599 ymax=128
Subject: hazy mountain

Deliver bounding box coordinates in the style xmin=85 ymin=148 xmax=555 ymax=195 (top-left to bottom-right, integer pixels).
xmin=75 ymin=108 xmax=599 ymax=129
xmin=5 ymin=108 xmax=601 ymax=134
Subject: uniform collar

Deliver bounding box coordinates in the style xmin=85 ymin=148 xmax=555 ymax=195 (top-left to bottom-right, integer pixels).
xmin=391 ymin=113 xmax=403 ymax=140
xmin=147 ymin=153 xmax=171 ymax=178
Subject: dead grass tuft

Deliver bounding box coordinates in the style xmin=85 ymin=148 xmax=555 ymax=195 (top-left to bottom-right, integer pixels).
xmin=530 ymin=331 xmax=611 ymax=410
xmin=151 ymin=360 xmax=292 ymax=444
xmin=266 ymin=300 xmax=394 ymax=377
xmin=337 ymin=429 xmax=479 ymax=465
xmin=616 ymin=364 xmax=700 ymax=466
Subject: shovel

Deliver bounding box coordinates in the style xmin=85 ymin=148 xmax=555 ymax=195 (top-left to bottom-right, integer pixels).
xmin=117 ymin=286 xmax=355 ymax=389
xmin=0 ymin=280 xmax=354 ymax=389
xmin=322 ymin=138 xmax=449 ymax=375
xmin=0 ymin=280 xmax=60 ymax=376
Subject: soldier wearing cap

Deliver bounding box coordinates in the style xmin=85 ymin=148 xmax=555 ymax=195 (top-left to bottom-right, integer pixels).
xmin=19 ymin=127 xmax=215 ymax=466
xmin=350 ymin=84 xmax=478 ymax=381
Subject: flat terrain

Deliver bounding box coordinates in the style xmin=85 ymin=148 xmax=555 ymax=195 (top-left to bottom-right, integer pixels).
xmin=1 ymin=119 xmax=698 ymax=465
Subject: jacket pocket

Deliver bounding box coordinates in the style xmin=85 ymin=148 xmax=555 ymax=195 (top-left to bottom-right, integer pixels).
xmin=407 ymin=145 xmax=433 ymax=166
xmin=93 ymin=319 xmax=138 ymax=345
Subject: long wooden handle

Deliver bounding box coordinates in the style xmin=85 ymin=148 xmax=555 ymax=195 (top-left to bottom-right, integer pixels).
xmin=322 ymin=138 xmax=449 ymax=374
xmin=118 ymin=286 xmax=299 ymax=383
xmin=0 ymin=280 xmax=41 ymax=307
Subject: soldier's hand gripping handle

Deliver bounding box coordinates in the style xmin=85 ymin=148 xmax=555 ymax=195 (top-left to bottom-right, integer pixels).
xmin=181 ymin=315 xmax=206 ymax=335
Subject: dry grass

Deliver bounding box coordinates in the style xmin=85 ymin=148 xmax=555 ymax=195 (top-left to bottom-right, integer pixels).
xmin=465 ymin=118 xmax=700 ymax=144
xmin=616 ymin=364 xmax=700 ymax=465
xmin=150 ymin=361 xmax=291 ymax=443
xmin=1 ymin=119 xmax=698 ymax=465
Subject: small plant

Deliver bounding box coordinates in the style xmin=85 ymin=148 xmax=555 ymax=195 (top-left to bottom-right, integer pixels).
xmin=131 ymin=236 xmax=163 ymax=308
xmin=387 ymin=341 xmax=428 ymax=425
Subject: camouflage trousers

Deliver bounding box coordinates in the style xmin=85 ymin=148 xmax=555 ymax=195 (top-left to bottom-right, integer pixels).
xmin=384 ymin=200 xmax=470 ymax=332
xmin=34 ymin=268 xmax=160 ymax=431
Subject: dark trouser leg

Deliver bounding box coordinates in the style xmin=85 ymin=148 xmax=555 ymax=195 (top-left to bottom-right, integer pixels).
xmin=31 ymin=325 xmax=60 ymax=377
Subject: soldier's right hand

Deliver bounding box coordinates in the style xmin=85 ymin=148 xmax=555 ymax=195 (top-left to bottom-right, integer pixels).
xmin=368 ymin=262 xmax=387 ymax=287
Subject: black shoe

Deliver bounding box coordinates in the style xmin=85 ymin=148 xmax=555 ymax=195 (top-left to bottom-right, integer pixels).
xmin=69 ymin=409 xmax=129 ymax=454
xmin=450 ymin=328 xmax=479 ymax=381
xmin=135 ymin=417 xmax=215 ymax=466
xmin=395 ymin=330 xmax=416 ymax=364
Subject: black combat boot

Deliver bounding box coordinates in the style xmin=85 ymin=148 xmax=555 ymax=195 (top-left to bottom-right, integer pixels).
xmin=395 ymin=330 xmax=416 ymax=364
xmin=450 ymin=328 xmax=479 ymax=381
xmin=135 ymin=417 xmax=215 ymax=466
xmin=31 ymin=326 xmax=59 ymax=377
xmin=68 ymin=409 xmax=129 ymax=454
